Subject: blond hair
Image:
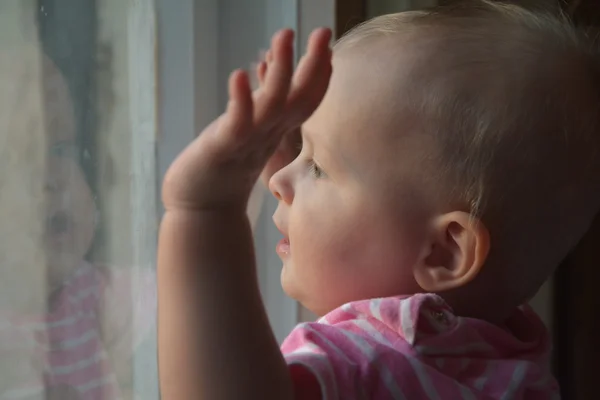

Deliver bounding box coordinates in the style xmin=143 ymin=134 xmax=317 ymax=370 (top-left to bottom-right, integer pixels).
xmin=337 ymin=1 xmax=600 ymax=306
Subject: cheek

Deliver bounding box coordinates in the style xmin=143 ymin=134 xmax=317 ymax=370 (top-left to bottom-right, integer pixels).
xmin=72 ymin=177 xmax=95 ymax=228
xmin=290 ymin=187 xmax=356 ymax=262
xmin=287 ymin=200 xmax=366 ymax=312
xmin=286 ymin=188 xmax=354 ymax=279
xmin=62 ymin=163 xmax=96 ymax=241
xmin=288 ymin=188 xmax=427 ymax=310
xmin=292 ymin=187 xmax=423 ymax=262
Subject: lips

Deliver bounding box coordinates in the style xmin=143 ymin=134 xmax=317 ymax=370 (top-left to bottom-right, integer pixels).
xmin=272 ymin=216 xmax=291 ymax=256
xmin=276 ymin=237 xmax=291 ymax=256
xmin=46 ymin=210 xmax=72 ymax=239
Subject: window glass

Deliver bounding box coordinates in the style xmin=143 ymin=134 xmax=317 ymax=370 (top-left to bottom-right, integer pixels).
xmin=0 ymin=1 xmax=157 ymax=398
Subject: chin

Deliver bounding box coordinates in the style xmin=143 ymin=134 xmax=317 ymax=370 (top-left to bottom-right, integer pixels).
xmin=281 ymin=281 xmax=323 ymax=319
xmin=280 ymin=264 xmax=305 ymax=302
xmin=280 ymin=267 xmax=295 ymax=298
xmin=45 ymin=251 xmax=82 ymax=286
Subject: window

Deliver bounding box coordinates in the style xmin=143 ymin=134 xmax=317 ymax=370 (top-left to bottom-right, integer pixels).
xmin=0 ymin=0 xmax=159 ymax=398
xmin=0 ymin=0 xmax=329 ymax=398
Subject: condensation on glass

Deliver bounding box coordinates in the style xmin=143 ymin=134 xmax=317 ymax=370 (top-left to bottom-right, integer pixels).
xmin=0 ymin=1 xmax=158 ymax=398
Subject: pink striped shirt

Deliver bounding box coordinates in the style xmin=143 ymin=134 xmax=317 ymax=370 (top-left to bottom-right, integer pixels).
xmin=0 ymin=262 xmax=156 ymax=399
xmin=281 ymin=293 xmax=559 ymax=400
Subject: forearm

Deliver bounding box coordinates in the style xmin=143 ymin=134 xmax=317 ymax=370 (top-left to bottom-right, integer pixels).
xmin=157 ymin=210 xmax=293 ymax=400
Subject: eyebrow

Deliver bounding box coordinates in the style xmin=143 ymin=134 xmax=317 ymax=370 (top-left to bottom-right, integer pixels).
xmin=308 ymin=127 xmax=370 ymax=183
xmin=300 ymin=128 xmax=330 ymax=165
xmin=300 ymin=128 xmax=354 ymax=178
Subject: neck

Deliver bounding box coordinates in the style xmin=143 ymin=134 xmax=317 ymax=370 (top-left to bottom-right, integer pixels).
xmin=441 ymin=285 xmax=518 ymax=325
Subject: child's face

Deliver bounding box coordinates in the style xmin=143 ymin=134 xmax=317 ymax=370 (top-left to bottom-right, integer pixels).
xmin=43 ymin=60 xmax=96 ymax=288
xmin=270 ymin=50 xmax=438 ymax=316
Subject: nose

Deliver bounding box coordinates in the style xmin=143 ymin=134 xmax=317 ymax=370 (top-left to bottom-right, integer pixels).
xmin=45 ymin=172 xmax=61 ymax=192
xmin=44 ymin=157 xmax=74 ymax=193
xmin=45 ymin=159 xmax=65 ymax=192
xmin=269 ymin=166 xmax=294 ymax=204
xmin=45 ymin=181 xmax=59 ymax=192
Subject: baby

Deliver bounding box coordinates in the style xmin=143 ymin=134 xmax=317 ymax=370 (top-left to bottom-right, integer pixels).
xmin=0 ymin=44 xmax=155 ymax=399
xmin=157 ymin=1 xmax=600 ymax=399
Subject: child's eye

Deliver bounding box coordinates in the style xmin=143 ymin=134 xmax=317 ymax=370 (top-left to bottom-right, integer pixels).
xmin=51 ymin=141 xmax=80 ymax=160
xmin=308 ymin=160 xmax=325 ymax=179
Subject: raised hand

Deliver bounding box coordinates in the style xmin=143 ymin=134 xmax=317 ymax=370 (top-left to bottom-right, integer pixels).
xmin=256 ymin=49 xmax=303 ymax=187
xmin=162 ymin=28 xmax=332 ymax=212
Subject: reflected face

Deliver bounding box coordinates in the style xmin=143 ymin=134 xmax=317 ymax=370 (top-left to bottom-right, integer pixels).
xmin=42 ymin=58 xmax=96 ymax=289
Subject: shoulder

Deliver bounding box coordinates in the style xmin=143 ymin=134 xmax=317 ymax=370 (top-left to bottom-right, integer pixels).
xmin=281 ymin=296 xmax=441 ymax=400
xmin=87 ymin=265 xmax=156 ymax=345
xmin=280 ymin=295 xmax=461 ymax=400
xmin=283 ymin=294 xmax=453 ymax=349
xmin=91 ymin=264 xmax=157 ymax=306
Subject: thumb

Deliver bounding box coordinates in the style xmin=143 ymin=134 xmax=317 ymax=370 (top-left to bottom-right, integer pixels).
xmin=260 ymin=127 xmax=301 ymax=187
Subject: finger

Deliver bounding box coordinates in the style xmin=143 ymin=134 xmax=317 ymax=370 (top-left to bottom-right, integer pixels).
xmin=286 ymin=28 xmax=333 ymax=122
xmin=220 ymin=69 xmax=254 ymax=138
xmin=259 ymin=128 xmax=301 ymax=187
xmin=248 ymin=62 xmax=260 ymax=91
xmin=255 ymin=50 xmax=272 ymax=92
xmin=251 ymin=61 xmax=266 ymax=102
xmin=257 ymin=61 xmax=267 ymax=85
xmin=258 ymin=48 xmax=268 ymax=62
xmin=254 ymin=49 xmax=268 ymax=87
xmin=292 ymin=28 xmax=332 ymax=95
xmin=255 ymin=29 xmax=295 ymax=123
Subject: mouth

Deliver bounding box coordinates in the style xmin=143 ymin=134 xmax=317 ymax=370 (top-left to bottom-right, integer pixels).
xmin=46 ymin=210 xmax=72 ymax=239
xmin=272 ymin=219 xmax=291 ymax=257
xmin=276 ymin=237 xmax=291 ymax=256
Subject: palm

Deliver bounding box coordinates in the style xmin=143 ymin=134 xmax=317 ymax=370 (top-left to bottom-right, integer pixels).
xmin=260 ymin=126 xmax=302 ymax=186
xmin=162 ymin=28 xmax=332 ymax=211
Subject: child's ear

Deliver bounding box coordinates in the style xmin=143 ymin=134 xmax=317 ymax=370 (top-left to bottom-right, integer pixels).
xmin=414 ymin=211 xmax=490 ymax=292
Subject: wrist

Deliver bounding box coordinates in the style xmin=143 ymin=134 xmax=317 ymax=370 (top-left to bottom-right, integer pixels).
xmin=158 ymin=207 xmax=257 ymax=282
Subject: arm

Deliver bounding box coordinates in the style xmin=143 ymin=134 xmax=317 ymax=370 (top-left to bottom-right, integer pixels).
xmin=157 ymin=28 xmax=332 ymax=400
xmin=158 ymin=210 xmax=293 ymax=400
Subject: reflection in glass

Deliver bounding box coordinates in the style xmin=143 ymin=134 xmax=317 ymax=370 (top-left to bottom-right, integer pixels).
xmin=0 ymin=1 xmax=157 ymax=399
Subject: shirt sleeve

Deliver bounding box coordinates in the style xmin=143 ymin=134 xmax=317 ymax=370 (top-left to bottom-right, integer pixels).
xmin=281 ymin=322 xmax=365 ymax=400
